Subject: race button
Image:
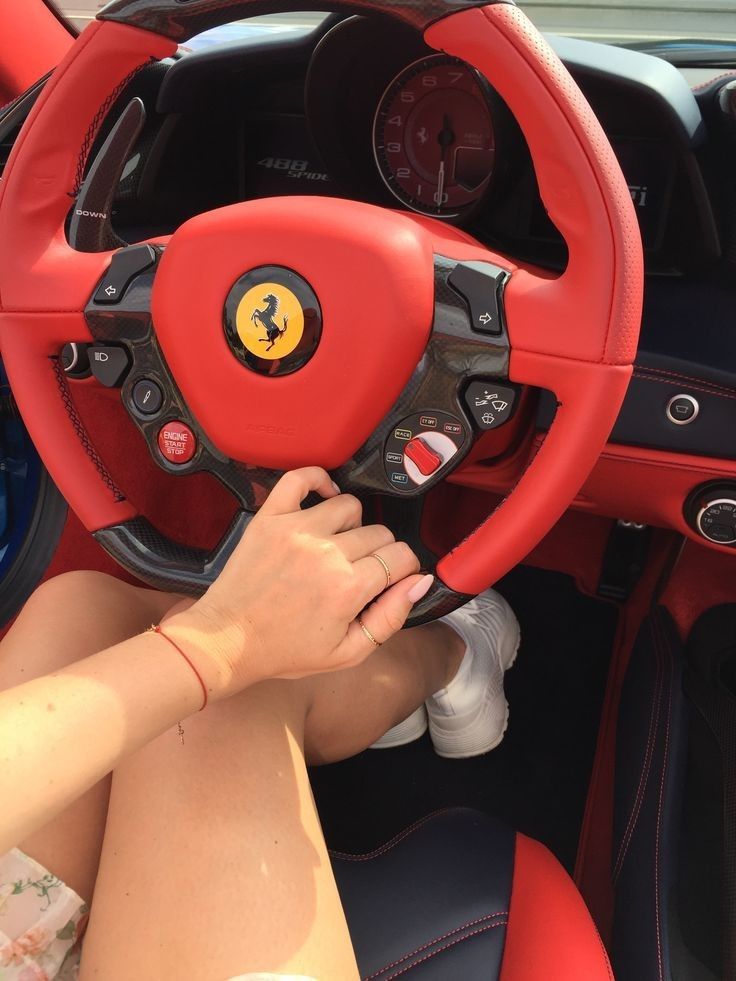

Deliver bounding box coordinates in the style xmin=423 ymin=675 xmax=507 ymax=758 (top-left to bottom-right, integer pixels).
xmin=405 ymin=437 xmax=442 ymax=476
xmin=158 ymin=421 xmax=196 ymax=465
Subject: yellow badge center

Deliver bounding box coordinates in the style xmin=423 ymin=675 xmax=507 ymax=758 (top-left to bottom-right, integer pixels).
xmin=235 ymin=283 xmax=305 ymax=361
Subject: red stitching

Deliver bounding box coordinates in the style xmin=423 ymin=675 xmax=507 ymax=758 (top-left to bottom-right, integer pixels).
xmin=51 ymin=357 xmax=126 ymax=503
xmin=381 ymin=919 xmax=508 ymax=980
xmin=634 ymin=371 xmax=736 ymax=402
xmin=691 ymin=71 xmax=736 ymax=93
xmin=329 ymin=809 xmax=458 ymax=863
xmin=596 ymin=925 xmax=615 ymax=981
xmin=612 ymin=617 xmax=664 ymax=882
xmin=635 ymin=365 xmax=736 ymax=397
xmin=364 ymin=912 xmax=508 ymax=980
xmin=652 ymin=611 xmax=674 ymax=981
xmin=69 ymin=58 xmax=154 ymax=198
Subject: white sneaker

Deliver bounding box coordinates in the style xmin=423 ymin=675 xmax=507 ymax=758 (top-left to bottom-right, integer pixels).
xmin=427 ymin=590 xmax=520 ymax=759
xmin=370 ymin=705 xmax=427 ymax=749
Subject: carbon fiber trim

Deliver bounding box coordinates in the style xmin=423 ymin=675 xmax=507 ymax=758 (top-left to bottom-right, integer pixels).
xmin=94 ymin=511 xmax=253 ymax=594
xmin=98 ymin=0 xmax=515 ymax=43
xmin=69 ymin=98 xmax=147 ymax=253
xmin=85 ymin=259 xmax=281 ymax=509
xmin=333 ymin=255 xmax=509 ymax=501
xmin=69 ymin=59 xmax=155 ymax=199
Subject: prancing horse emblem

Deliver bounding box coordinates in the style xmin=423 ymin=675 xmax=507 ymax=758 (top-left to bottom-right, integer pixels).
xmin=251 ymin=293 xmax=288 ymax=351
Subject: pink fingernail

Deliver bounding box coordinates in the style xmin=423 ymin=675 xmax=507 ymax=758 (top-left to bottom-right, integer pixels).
xmin=407 ymin=574 xmax=434 ymax=603
xmin=331 ymin=481 xmax=341 ymax=495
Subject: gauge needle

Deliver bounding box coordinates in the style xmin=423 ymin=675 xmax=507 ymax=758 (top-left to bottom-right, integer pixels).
xmin=436 ymin=160 xmax=446 ymax=208
xmin=436 ymin=114 xmax=455 ymax=206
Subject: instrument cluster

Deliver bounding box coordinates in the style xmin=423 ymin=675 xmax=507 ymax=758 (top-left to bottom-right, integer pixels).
xmin=372 ymin=54 xmax=496 ymax=219
xmin=305 ymin=16 xmax=514 ymax=231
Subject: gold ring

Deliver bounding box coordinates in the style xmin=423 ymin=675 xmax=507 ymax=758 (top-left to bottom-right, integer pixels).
xmin=357 ymin=615 xmax=382 ymax=647
xmin=371 ymin=552 xmax=391 ymax=590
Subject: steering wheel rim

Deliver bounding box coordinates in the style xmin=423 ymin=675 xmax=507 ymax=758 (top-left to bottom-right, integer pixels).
xmin=0 ymin=0 xmax=642 ymax=622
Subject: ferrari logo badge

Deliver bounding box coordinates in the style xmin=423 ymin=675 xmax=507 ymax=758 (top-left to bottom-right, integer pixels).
xmin=236 ymin=283 xmax=305 ymax=360
xmin=251 ymin=293 xmax=289 ymax=351
xmin=224 ymin=266 xmax=322 ymax=377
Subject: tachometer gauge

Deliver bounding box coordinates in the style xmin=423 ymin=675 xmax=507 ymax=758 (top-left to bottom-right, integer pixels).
xmin=373 ymin=54 xmax=495 ymax=219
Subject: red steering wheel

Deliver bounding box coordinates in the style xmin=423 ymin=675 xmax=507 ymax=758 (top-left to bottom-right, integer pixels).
xmin=0 ymin=0 xmax=642 ymax=623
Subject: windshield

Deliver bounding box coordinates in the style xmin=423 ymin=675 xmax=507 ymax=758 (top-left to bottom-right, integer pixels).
xmin=49 ymin=0 xmax=736 ymax=47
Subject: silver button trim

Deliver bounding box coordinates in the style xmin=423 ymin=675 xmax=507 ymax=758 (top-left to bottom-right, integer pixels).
xmin=666 ymin=393 xmax=699 ymax=426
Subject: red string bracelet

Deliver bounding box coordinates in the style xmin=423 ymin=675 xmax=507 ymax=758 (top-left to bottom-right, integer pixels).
xmin=147 ymin=624 xmax=209 ymax=711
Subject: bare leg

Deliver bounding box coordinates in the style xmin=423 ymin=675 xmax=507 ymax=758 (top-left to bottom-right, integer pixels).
xmin=0 ymin=572 xmax=463 ymax=978
xmin=303 ymin=621 xmax=465 ymax=764
xmin=81 ymin=627 xmax=464 ymax=979
xmin=81 ymin=680 xmax=361 ymax=980
xmin=0 ymin=572 xmax=179 ymax=900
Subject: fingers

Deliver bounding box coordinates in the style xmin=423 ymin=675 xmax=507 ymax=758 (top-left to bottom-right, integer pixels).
xmin=353 ymin=541 xmax=421 ymax=606
xmin=260 ymin=468 xmax=338 ymax=516
xmin=335 ymin=574 xmax=435 ymax=667
xmin=301 ymin=493 xmax=364 ymax=535
xmin=334 ymin=524 xmax=395 ymax=561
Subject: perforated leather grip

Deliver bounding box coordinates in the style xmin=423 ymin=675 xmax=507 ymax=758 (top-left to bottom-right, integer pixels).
xmin=98 ymin=0 xmax=515 ymax=42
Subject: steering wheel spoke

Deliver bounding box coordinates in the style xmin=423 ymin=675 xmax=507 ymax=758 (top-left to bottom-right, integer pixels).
xmin=335 ymin=253 xmax=512 ymax=498
xmin=84 ymin=243 xmax=283 ymax=514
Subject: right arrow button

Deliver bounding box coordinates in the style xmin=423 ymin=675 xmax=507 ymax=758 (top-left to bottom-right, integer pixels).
xmin=447 ymin=260 xmax=510 ymax=337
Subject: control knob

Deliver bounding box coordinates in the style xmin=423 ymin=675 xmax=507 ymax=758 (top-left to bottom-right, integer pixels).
xmin=697 ymin=497 xmax=736 ymax=545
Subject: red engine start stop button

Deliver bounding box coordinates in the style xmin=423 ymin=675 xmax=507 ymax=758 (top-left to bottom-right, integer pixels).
xmin=158 ymin=421 xmax=196 ymax=465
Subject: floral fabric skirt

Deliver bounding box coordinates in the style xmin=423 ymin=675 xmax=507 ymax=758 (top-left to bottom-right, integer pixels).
xmin=0 ymin=850 xmax=85 ymax=981
xmin=1 ymin=848 xmax=316 ymax=981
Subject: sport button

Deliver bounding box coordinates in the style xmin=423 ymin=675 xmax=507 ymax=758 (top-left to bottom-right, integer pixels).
xmin=158 ymin=421 xmax=196 ymax=465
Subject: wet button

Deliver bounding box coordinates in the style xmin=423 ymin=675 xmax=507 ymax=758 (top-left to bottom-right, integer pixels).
xmin=132 ymin=379 xmax=163 ymax=416
xmin=158 ymin=421 xmax=196 ymax=465
xmin=404 ymin=437 xmax=442 ymax=477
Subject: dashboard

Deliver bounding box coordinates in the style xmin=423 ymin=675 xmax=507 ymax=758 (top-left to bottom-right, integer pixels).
xmin=111 ymin=15 xmax=723 ymax=279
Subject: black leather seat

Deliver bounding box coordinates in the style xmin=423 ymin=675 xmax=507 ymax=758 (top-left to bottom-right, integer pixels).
xmin=331 ymin=808 xmax=612 ymax=980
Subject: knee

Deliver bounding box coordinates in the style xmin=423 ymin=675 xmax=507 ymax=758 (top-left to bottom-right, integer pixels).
xmin=25 ymin=571 xmax=130 ymax=615
xmin=21 ymin=571 xmax=176 ymax=641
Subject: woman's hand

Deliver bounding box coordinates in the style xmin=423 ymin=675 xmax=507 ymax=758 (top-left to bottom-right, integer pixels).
xmin=164 ymin=468 xmax=434 ymax=699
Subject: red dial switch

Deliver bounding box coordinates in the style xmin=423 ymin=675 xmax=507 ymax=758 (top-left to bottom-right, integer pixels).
xmin=404 ymin=437 xmax=442 ymax=476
